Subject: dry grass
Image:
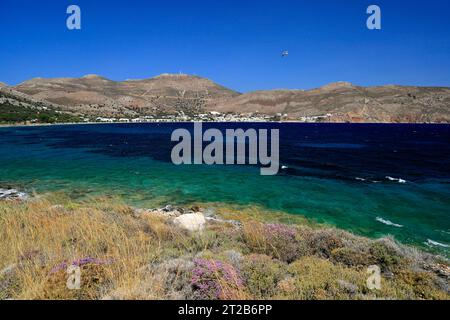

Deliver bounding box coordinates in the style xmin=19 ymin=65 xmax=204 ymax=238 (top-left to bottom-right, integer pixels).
xmin=0 ymin=195 xmax=448 ymax=300
xmin=0 ymin=196 xmax=157 ymax=299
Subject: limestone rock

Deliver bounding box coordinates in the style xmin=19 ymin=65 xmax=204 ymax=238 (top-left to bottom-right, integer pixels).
xmin=173 ymin=213 xmax=206 ymax=232
xmin=0 ymin=189 xmax=29 ymax=201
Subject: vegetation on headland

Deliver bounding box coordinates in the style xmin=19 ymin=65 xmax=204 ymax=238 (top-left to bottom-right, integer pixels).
xmin=0 ymin=88 xmax=82 ymax=124
xmin=0 ymin=102 xmax=83 ymax=124
xmin=0 ymin=193 xmax=449 ymax=300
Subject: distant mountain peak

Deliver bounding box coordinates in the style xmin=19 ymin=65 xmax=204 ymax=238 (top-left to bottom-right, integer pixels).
xmin=320 ymin=81 xmax=354 ymax=90
xmin=81 ymin=74 xmax=104 ymax=79
xmin=153 ymin=73 xmax=202 ymax=80
xmin=155 ymin=73 xmax=190 ymax=77
xmin=26 ymin=77 xmax=44 ymax=81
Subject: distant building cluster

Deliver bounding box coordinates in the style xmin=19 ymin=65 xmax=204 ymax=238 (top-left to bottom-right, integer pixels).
xmin=93 ymin=112 xmax=276 ymax=123
xmin=297 ymin=113 xmax=333 ymax=122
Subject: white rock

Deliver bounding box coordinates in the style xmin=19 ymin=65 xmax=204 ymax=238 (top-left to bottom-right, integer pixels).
xmin=173 ymin=213 xmax=206 ymax=232
xmin=0 ymin=188 xmax=29 ymax=201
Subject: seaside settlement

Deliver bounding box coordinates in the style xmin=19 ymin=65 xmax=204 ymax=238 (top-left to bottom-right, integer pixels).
xmin=92 ymin=112 xmax=332 ymax=123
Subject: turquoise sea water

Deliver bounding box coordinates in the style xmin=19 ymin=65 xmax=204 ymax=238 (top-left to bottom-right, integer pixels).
xmin=0 ymin=123 xmax=449 ymax=256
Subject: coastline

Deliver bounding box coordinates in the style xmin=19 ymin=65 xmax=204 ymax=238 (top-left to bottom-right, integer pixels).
xmin=2 ymin=120 xmax=450 ymax=129
xmin=1 ymin=121 xmax=449 ymax=300
xmin=0 ymin=190 xmax=449 ymax=300
xmin=1 ymin=123 xmax=449 ymax=257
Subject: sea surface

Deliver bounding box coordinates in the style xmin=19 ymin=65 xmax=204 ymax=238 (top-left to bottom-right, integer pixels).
xmin=0 ymin=123 xmax=449 ymax=256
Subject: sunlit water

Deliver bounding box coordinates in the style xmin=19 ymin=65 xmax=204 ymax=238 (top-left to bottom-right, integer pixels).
xmin=0 ymin=123 xmax=449 ymax=256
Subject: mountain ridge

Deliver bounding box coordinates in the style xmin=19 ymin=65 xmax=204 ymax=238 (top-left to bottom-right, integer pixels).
xmin=3 ymin=74 xmax=450 ymax=123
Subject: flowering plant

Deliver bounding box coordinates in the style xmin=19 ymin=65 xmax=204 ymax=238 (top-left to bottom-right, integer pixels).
xmin=191 ymin=258 xmax=244 ymax=299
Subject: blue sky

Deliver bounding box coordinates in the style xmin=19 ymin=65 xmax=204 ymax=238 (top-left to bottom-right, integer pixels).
xmin=0 ymin=0 xmax=449 ymax=92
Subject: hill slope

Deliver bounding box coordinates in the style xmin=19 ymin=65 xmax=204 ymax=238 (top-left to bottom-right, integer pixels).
xmin=14 ymin=74 xmax=239 ymax=118
xmin=213 ymin=82 xmax=450 ymax=123
xmin=8 ymin=75 xmax=450 ymax=122
xmin=0 ymin=87 xmax=81 ymax=124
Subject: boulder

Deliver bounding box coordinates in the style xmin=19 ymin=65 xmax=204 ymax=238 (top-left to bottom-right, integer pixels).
xmin=173 ymin=213 xmax=206 ymax=232
xmin=133 ymin=206 xmax=183 ymax=218
xmin=0 ymin=188 xmax=29 ymax=201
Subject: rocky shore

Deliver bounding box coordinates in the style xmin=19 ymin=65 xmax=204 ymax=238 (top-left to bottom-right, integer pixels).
xmin=0 ymin=188 xmax=29 ymax=202
xmin=1 ymin=191 xmax=449 ymax=300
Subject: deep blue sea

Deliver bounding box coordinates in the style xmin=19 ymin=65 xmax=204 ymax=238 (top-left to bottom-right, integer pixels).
xmin=0 ymin=123 xmax=449 ymax=256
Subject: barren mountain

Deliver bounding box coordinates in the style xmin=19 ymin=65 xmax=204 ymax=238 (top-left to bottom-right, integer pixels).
xmin=14 ymin=74 xmax=239 ymax=117
xmin=0 ymin=86 xmax=65 ymax=109
xmin=214 ymin=82 xmax=450 ymax=123
xmin=8 ymin=74 xmax=450 ymax=123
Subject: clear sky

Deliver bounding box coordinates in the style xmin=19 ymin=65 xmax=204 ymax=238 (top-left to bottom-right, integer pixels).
xmin=1 ymin=0 xmax=449 ymax=92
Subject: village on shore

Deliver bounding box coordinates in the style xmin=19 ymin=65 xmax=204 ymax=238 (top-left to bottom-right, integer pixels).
xmin=92 ymin=111 xmax=333 ymax=124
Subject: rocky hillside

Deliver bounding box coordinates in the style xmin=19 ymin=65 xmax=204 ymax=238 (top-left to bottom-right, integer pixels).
xmin=0 ymin=87 xmax=81 ymax=123
xmin=216 ymin=82 xmax=450 ymax=123
xmin=13 ymin=74 xmax=239 ymax=118
xmin=1 ymin=192 xmax=449 ymax=300
xmin=6 ymin=74 xmax=450 ymax=123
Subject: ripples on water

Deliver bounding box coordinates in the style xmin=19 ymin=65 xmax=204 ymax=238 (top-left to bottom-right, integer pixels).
xmin=0 ymin=123 xmax=449 ymax=256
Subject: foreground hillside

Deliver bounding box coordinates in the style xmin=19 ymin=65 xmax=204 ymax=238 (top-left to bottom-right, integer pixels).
xmin=0 ymin=89 xmax=81 ymax=124
xmin=3 ymin=74 xmax=450 ymax=123
xmin=1 ymin=193 xmax=449 ymax=300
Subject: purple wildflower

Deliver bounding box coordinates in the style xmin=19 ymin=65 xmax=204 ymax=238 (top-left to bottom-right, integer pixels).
xmin=191 ymin=258 xmax=244 ymax=299
xmin=260 ymin=223 xmax=299 ymax=262
xmin=264 ymin=223 xmax=297 ymax=240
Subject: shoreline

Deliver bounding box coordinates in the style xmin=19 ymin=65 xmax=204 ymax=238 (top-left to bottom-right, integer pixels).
xmin=1 ymin=187 xmax=448 ymax=259
xmin=1 ymin=190 xmax=449 ymax=300
xmin=2 ymin=121 xmax=450 ymax=129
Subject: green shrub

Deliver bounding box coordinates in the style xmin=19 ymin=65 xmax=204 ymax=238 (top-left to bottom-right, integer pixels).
xmin=392 ymin=270 xmax=449 ymax=300
xmin=302 ymin=229 xmax=344 ymax=258
xmin=242 ymin=223 xmax=301 ymax=263
xmin=331 ymin=246 xmax=372 ymax=267
xmin=277 ymin=256 xmax=366 ymax=300
xmin=0 ymin=100 xmax=81 ymax=124
xmin=241 ymin=254 xmax=285 ymax=299
xmin=369 ymin=241 xmax=405 ymax=272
